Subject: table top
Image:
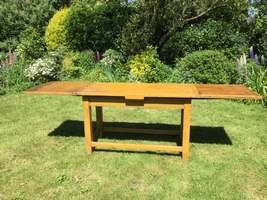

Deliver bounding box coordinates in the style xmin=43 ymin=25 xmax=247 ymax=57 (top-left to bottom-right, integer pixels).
xmin=25 ymin=81 xmax=262 ymax=100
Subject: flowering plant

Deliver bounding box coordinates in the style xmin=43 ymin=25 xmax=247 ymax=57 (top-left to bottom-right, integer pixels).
xmin=25 ymin=56 xmax=59 ymax=82
xmin=236 ymin=49 xmax=267 ymax=106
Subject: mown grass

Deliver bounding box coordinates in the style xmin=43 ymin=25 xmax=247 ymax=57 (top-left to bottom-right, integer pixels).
xmin=0 ymin=94 xmax=266 ymax=200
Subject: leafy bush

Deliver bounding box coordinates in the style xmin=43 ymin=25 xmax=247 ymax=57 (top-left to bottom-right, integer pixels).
xmin=250 ymin=15 xmax=267 ymax=58
xmin=0 ymin=60 xmax=33 ymax=93
xmin=248 ymin=1 xmax=267 ymax=58
xmin=246 ymin=64 xmax=267 ymax=106
xmin=64 ymin=1 xmax=130 ymax=52
xmin=236 ymin=60 xmax=267 ymax=106
xmin=25 ymin=51 xmax=63 ymax=82
xmin=81 ymin=63 xmax=116 ymax=82
xmin=0 ymin=0 xmax=70 ymax=47
xmin=101 ymin=49 xmax=125 ymax=68
xmin=45 ymin=8 xmax=70 ymax=50
xmin=170 ymin=50 xmax=237 ymax=84
xmin=25 ymin=58 xmax=58 ymax=82
xmin=0 ymin=38 xmax=18 ymax=54
xmin=160 ymin=19 xmax=248 ymax=63
xmin=119 ymin=13 xmax=153 ymax=57
xmin=16 ymin=27 xmax=46 ymax=60
xmin=61 ymin=50 xmax=96 ymax=78
xmin=128 ymin=47 xmax=170 ymax=83
xmin=100 ymin=49 xmax=129 ymax=82
xmin=81 ymin=49 xmax=129 ymax=83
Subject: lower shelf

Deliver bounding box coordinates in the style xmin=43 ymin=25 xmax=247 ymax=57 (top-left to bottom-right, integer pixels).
xmin=92 ymin=142 xmax=182 ymax=153
xmin=103 ymin=127 xmax=179 ymax=135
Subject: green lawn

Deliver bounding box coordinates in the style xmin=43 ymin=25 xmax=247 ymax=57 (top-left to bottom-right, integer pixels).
xmin=0 ymin=94 xmax=266 ymax=200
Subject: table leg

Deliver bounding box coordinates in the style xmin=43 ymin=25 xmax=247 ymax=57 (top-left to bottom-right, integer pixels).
xmin=179 ymin=109 xmax=184 ymax=145
xmin=82 ymin=96 xmax=93 ymax=154
xmin=181 ymin=100 xmax=192 ymax=160
xmin=96 ymin=106 xmax=103 ymax=137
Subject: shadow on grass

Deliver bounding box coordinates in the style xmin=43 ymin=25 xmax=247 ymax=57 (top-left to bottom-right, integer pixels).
xmin=48 ymin=120 xmax=232 ymax=145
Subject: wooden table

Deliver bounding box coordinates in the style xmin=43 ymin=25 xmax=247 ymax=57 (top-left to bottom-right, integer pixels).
xmin=25 ymin=82 xmax=262 ymax=160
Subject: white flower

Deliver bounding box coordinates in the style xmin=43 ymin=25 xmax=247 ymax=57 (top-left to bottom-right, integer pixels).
xmin=25 ymin=56 xmax=58 ymax=81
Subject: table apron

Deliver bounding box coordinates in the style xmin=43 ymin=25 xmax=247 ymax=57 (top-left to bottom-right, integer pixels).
xmin=86 ymin=96 xmax=191 ymax=109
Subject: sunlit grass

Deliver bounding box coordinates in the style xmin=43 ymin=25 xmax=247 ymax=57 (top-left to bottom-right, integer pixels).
xmin=0 ymin=94 xmax=266 ymax=199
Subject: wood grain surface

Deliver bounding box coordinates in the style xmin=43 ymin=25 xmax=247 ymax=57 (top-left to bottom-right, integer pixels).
xmin=25 ymin=81 xmax=262 ymax=100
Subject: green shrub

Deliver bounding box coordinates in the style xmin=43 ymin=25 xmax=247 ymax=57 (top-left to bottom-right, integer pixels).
xmin=81 ymin=63 xmax=116 ymax=82
xmin=80 ymin=49 xmax=130 ymax=83
xmin=100 ymin=49 xmax=129 ymax=82
xmin=75 ymin=50 xmax=96 ymax=69
xmin=101 ymin=49 xmax=125 ymax=67
xmin=25 ymin=50 xmax=64 ymax=82
xmin=61 ymin=50 xmax=96 ymax=78
xmin=128 ymin=47 xmax=170 ymax=83
xmin=0 ymin=38 xmax=18 ymax=55
xmin=160 ymin=19 xmax=248 ymax=63
xmin=248 ymin=2 xmax=267 ymax=58
xmin=250 ymin=15 xmax=267 ymax=58
xmin=25 ymin=58 xmax=59 ymax=82
xmin=64 ymin=1 xmax=129 ymax=52
xmin=0 ymin=60 xmax=33 ymax=93
xmin=45 ymin=8 xmax=70 ymax=50
xmin=247 ymin=64 xmax=267 ymax=106
xmin=16 ymin=27 xmax=46 ymax=60
xmin=170 ymin=50 xmax=237 ymax=84
xmin=118 ymin=13 xmax=152 ymax=57
xmin=0 ymin=0 xmax=70 ymax=46
xmin=237 ymin=60 xmax=267 ymax=106
xmin=77 ymin=49 xmax=130 ymax=83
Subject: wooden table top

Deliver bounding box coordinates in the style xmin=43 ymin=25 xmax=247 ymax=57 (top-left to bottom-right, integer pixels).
xmin=25 ymin=81 xmax=262 ymax=100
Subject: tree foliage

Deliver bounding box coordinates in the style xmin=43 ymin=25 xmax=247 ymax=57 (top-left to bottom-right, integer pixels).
xmin=119 ymin=0 xmax=248 ymax=56
xmin=248 ymin=1 xmax=267 ymax=57
xmin=160 ymin=19 xmax=248 ymax=63
xmin=16 ymin=27 xmax=46 ymax=60
xmin=45 ymin=8 xmax=70 ymax=50
xmin=0 ymin=0 xmax=70 ymax=50
xmin=64 ymin=0 xmax=131 ymax=52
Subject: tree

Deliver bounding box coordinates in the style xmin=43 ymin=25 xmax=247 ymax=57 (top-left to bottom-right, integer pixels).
xmin=248 ymin=1 xmax=267 ymax=57
xmin=64 ymin=0 xmax=131 ymax=52
xmin=119 ymin=0 xmax=248 ymax=56
xmin=0 ymin=0 xmax=70 ymax=51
